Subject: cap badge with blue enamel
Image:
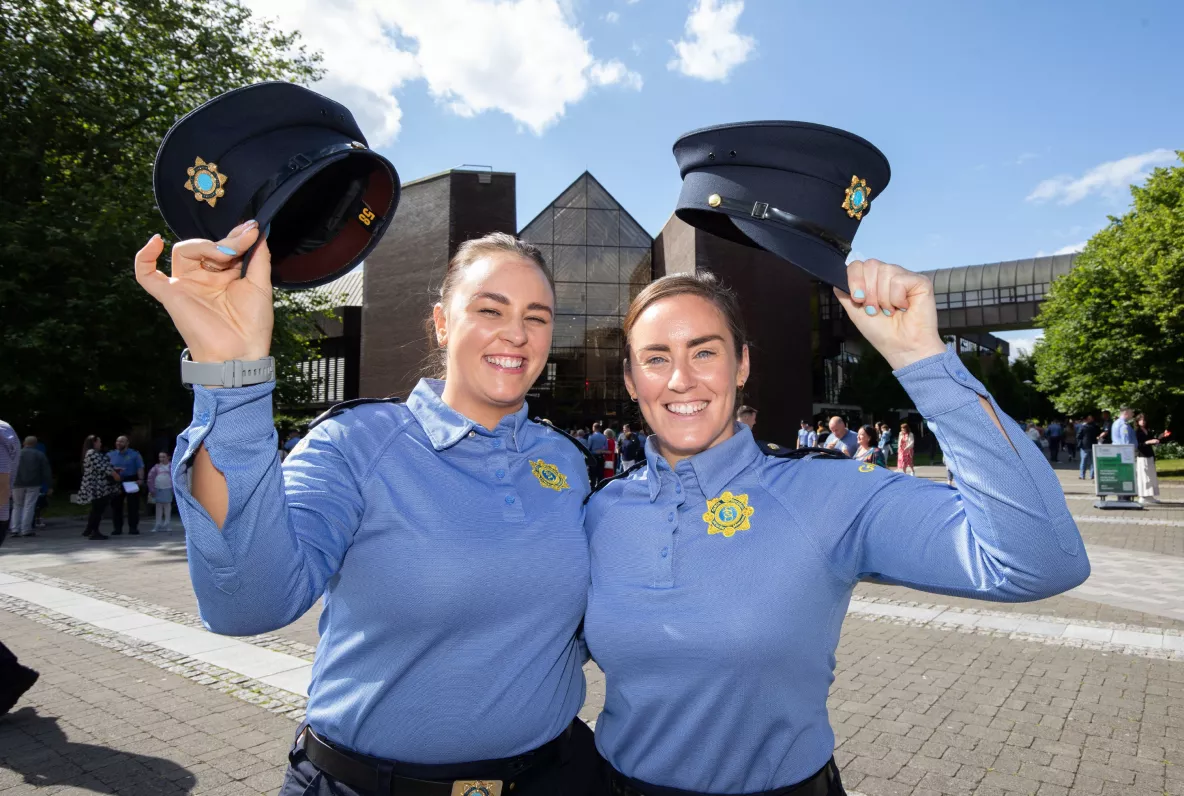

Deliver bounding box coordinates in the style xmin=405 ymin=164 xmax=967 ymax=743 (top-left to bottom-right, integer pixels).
xmin=453 ymin=781 xmax=502 ymax=796
xmin=702 ymin=491 xmax=755 ymax=538
xmin=184 ymin=156 xmax=227 ymax=207
xmin=530 ymin=459 xmax=569 ymax=492
xmin=842 ymin=175 xmax=871 ymax=219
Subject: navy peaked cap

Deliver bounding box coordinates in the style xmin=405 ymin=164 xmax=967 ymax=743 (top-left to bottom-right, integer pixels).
xmin=673 ymin=121 xmax=890 ymax=291
xmin=154 ymin=82 xmax=400 ymax=290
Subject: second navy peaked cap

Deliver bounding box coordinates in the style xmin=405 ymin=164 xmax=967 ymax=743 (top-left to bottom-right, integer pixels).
xmin=673 ymin=121 xmax=890 ymax=292
xmin=154 ymin=82 xmax=400 ymax=290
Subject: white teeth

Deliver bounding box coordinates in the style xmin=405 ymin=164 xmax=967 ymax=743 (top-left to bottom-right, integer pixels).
xmin=666 ymin=401 xmax=708 ymax=415
xmin=485 ymin=355 xmax=524 ymax=368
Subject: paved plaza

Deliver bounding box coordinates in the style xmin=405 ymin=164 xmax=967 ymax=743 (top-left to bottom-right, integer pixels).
xmin=2 ymin=466 xmax=1183 ymax=795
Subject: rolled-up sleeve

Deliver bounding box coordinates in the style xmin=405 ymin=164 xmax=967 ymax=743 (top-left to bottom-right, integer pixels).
xmin=174 ymin=384 xmax=364 ymax=635
xmin=815 ymin=349 xmax=1089 ymax=601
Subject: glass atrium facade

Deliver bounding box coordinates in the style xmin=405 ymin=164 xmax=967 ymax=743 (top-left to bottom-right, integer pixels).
xmin=519 ymin=172 xmax=653 ymax=424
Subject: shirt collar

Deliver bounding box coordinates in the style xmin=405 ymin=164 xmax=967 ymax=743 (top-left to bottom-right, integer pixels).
xmin=643 ymin=424 xmax=763 ymax=501
xmin=406 ymin=379 xmax=529 ymax=451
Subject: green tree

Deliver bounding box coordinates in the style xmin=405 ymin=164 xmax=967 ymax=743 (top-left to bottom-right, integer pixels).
xmin=1034 ymin=153 xmax=1184 ymax=424
xmin=0 ymin=0 xmax=326 ymax=449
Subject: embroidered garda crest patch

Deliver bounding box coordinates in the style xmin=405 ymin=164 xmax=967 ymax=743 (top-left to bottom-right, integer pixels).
xmin=530 ymin=459 xmax=569 ymax=492
xmin=702 ymin=491 xmax=755 ymax=538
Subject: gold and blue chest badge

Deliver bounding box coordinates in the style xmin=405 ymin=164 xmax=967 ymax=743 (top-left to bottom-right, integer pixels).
xmin=530 ymin=459 xmax=569 ymax=492
xmin=702 ymin=491 xmax=755 ymax=538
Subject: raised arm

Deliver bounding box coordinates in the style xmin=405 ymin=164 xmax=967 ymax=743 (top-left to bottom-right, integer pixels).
xmin=815 ymin=260 xmax=1089 ymax=600
xmin=135 ymin=225 xmax=361 ymax=635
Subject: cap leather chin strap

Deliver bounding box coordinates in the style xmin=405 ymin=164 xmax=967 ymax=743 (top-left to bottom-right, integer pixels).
xmin=706 ymin=194 xmax=853 ymax=256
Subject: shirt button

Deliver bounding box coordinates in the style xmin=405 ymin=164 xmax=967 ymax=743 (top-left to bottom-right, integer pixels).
xmin=495 ymin=469 xmax=505 ymax=479
xmin=956 ymin=370 xmax=969 ymax=381
xmin=198 ymin=412 xmax=210 ymax=424
xmin=667 ymin=512 xmax=674 ymax=522
xmin=660 ymin=547 xmax=669 ymax=558
xmin=468 ymin=431 xmax=476 ymax=438
xmin=492 ymin=439 xmax=501 ymax=449
xmin=675 ymin=484 xmax=682 ymax=493
xmin=504 ymin=495 xmax=516 ymax=505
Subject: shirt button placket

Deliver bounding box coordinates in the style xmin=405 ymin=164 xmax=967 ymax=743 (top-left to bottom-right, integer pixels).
xmin=495 ymin=434 xmax=523 ymax=520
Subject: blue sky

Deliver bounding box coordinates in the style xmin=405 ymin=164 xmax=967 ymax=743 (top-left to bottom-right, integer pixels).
xmin=251 ymin=1 xmax=1183 ymax=353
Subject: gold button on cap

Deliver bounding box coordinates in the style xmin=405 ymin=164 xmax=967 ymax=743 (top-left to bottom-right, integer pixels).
xmin=707 ymin=193 xmax=722 ymax=207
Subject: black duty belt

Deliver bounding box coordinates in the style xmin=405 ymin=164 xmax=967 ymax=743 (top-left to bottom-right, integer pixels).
xmin=298 ymin=724 xmax=571 ymax=796
xmin=608 ymin=757 xmax=843 ymax=796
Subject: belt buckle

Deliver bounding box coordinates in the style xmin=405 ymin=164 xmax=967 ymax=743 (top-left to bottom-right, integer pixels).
xmin=451 ymin=782 xmax=503 ymax=796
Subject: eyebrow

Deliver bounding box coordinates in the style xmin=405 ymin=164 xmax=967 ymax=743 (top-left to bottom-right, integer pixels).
xmin=471 ymin=291 xmax=554 ymax=315
xmin=637 ymin=334 xmax=725 ymax=354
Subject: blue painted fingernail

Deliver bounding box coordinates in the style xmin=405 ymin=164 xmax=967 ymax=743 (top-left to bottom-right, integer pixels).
xmin=882 ymin=308 xmax=893 ymax=317
xmin=216 ymin=245 xmax=237 ymax=256
xmin=865 ymin=305 xmax=877 ymax=316
xmin=853 ymin=289 xmax=865 ymax=300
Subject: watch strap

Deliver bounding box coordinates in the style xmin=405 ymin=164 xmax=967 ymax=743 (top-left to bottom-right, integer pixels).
xmin=180 ymin=349 xmax=276 ymax=388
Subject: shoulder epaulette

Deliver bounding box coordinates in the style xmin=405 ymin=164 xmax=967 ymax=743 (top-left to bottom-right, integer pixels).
xmin=309 ymin=396 xmax=403 ymax=430
xmin=533 ymin=417 xmax=600 ymax=476
xmin=759 ymin=442 xmax=850 ymax=461
xmin=585 ymin=461 xmax=646 ymax=505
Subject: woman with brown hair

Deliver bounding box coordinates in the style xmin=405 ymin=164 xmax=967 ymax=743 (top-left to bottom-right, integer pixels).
xmin=79 ymin=435 xmax=119 ymax=540
xmin=896 ymin=421 xmax=916 ymax=475
xmin=135 ymin=226 xmax=599 ymax=795
xmin=582 ymin=261 xmax=1090 ymax=796
xmin=1134 ymin=413 xmax=1162 ymax=504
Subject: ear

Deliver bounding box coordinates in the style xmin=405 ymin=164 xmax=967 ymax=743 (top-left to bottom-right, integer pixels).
xmin=432 ymin=302 xmax=448 ymax=347
xmin=737 ymin=344 xmax=751 ymax=388
xmin=623 ymin=358 xmax=637 ymax=401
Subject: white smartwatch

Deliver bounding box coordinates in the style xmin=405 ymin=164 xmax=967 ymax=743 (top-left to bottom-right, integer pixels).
xmin=180 ymin=348 xmax=276 ymax=388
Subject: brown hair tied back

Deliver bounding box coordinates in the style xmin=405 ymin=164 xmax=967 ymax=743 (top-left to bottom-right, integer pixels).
xmin=422 ymin=232 xmax=554 ymax=379
xmin=622 ymin=271 xmax=747 ymax=365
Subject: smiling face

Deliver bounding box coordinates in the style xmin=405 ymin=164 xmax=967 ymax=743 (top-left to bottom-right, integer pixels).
xmin=158 ymin=452 xmax=170 ymax=465
xmin=624 ymin=294 xmax=749 ymax=467
xmin=858 ymin=427 xmax=871 ymax=448
xmin=434 ymin=252 xmax=555 ymax=429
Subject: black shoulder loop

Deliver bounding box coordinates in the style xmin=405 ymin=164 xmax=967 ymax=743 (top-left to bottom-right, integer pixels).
xmin=759 ymin=442 xmax=850 ymax=461
xmin=309 ymin=396 xmax=403 ymax=430
xmin=533 ymin=417 xmax=600 ymax=474
xmin=584 ymin=461 xmax=646 ymax=505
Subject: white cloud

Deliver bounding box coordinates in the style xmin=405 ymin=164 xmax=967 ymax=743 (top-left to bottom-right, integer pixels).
xmin=604 ymin=10 xmax=620 ymax=22
xmin=1026 ymin=148 xmax=1176 ymax=205
xmin=244 ymin=0 xmax=642 ymax=143
xmin=1054 ymin=241 xmax=1087 ymax=255
xmin=994 ymin=330 xmax=1044 ymax=362
xmin=667 ymin=0 xmax=755 ymax=81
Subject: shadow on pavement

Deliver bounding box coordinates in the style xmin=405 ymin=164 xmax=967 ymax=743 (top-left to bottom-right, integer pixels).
xmin=0 ymin=708 xmax=197 ymax=793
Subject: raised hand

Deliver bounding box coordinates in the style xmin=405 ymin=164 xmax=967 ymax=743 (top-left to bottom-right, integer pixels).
xmin=834 ymin=259 xmax=948 ymax=370
xmin=134 ymin=221 xmax=273 ymax=364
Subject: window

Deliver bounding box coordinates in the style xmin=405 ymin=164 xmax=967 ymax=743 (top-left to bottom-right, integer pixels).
xmin=519 ymin=174 xmax=654 ymax=420
xmin=300 ymin=357 xmax=345 ymax=404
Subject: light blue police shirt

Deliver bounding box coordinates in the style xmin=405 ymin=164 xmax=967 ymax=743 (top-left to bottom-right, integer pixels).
xmin=796 ymin=428 xmax=811 ymax=448
xmin=584 ymin=349 xmax=1090 ymax=793
xmin=173 ymin=378 xmax=591 ymax=763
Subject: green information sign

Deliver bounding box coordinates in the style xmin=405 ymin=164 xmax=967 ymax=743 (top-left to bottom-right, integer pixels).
xmin=1094 ymin=444 xmax=1136 ymax=496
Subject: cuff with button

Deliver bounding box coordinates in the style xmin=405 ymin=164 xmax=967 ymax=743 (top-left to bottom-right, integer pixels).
xmin=892 ymin=347 xmax=989 ymax=417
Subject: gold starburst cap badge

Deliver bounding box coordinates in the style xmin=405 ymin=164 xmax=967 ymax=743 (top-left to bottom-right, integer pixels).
xmin=841 ymin=175 xmax=871 ymax=220
xmin=184 ymin=157 xmax=228 ymax=207
xmin=702 ymin=491 xmax=755 ymax=538
xmin=530 ymin=459 xmax=569 ymax=492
